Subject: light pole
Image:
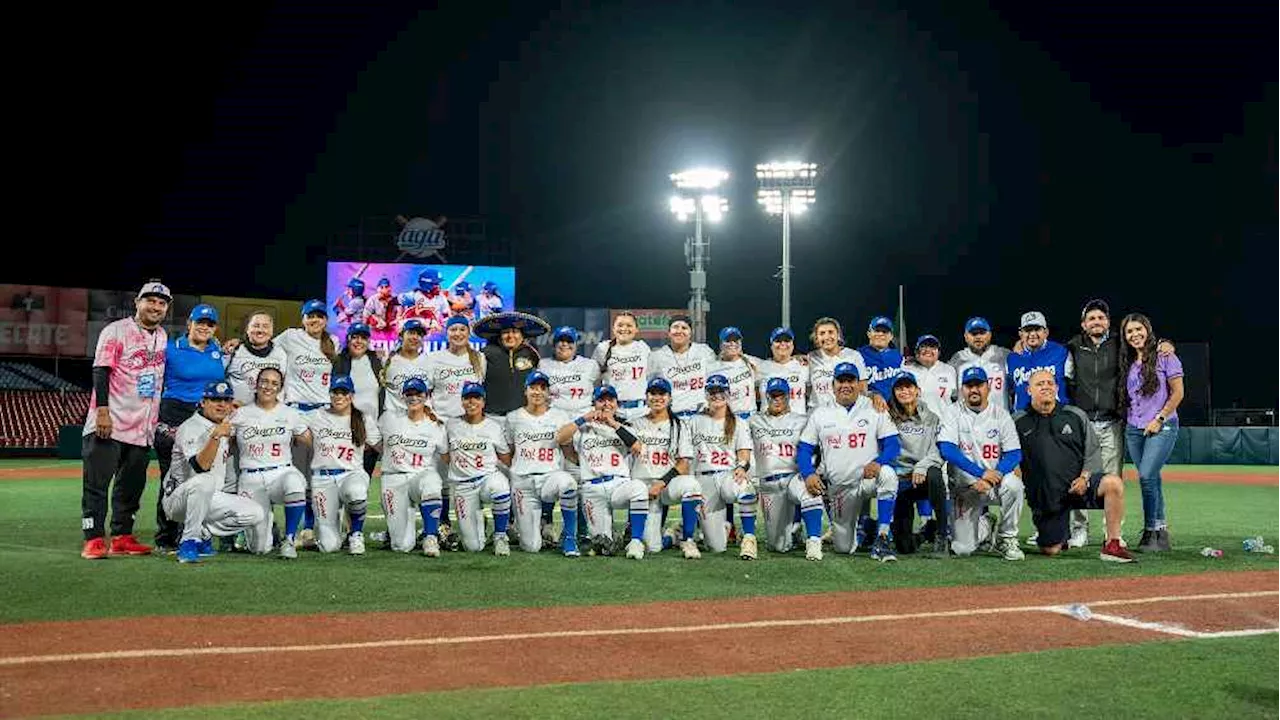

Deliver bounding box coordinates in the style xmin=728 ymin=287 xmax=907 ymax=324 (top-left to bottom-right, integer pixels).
xmin=756 ymin=161 xmax=817 ymax=329
xmin=670 ymin=168 xmax=729 ymax=344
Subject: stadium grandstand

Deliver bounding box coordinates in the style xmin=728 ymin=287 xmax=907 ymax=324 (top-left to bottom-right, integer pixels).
xmin=0 ymin=359 xmax=90 ymax=451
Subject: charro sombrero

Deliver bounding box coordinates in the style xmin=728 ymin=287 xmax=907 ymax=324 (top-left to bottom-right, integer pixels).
xmin=472 ymin=311 xmax=552 ymax=341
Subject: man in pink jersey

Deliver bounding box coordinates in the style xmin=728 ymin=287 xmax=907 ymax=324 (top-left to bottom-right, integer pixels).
xmin=80 ymin=280 xmax=171 ymax=559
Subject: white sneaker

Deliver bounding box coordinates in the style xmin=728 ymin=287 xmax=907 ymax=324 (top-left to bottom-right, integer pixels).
xmin=805 ymin=537 xmax=823 ymax=561
xmin=1024 ymin=531 xmax=1040 ymax=548
xmin=681 ymin=538 xmax=701 ymax=559
xmin=279 ymin=537 xmax=297 ymax=560
xmin=348 ymin=531 xmax=365 ymax=555
xmin=739 ymin=534 xmax=758 ymax=560
xmin=625 ymin=538 xmax=645 ymax=560
xmin=1067 ymin=525 xmax=1089 ymax=549
xmin=493 ymin=533 xmax=510 ymax=557
xmin=422 ymin=534 xmax=440 ymax=558
xmin=997 ymin=536 xmax=1025 ymax=561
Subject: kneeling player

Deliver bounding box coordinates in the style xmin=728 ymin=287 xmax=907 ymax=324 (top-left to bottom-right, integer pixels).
xmin=750 ymin=378 xmax=823 ymax=560
xmin=379 ymin=378 xmax=449 ymax=556
xmin=506 ymin=371 xmax=580 ymax=556
xmin=304 ymin=376 xmax=382 ymax=554
xmin=443 ymin=382 xmax=514 ymax=555
xmin=690 ymin=375 xmax=759 ymax=559
xmin=630 ymin=377 xmax=703 ymax=558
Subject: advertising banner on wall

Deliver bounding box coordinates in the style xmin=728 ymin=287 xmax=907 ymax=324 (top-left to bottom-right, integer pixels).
xmin=0 ymin=285 xmax=89 ymax=356
xmin=519 ymin=307 xmax=610 ymax=353
xmin=198 ymin=296 xmax=304 ymax=337
xmin=609 ymin=308 xmax=686 ymax=342
xmin=85 ymin=289 xmax=199 ymax=356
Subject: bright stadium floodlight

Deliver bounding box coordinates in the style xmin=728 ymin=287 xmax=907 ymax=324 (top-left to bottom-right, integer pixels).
xmin=669 ymin=167 xmax=730 ymax=343
xmin=756 ymin=161 xmax=818 ymax=329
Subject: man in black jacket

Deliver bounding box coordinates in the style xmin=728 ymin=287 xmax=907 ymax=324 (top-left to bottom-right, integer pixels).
xmin=1014 ymin=370 xmax=1134 ymax=563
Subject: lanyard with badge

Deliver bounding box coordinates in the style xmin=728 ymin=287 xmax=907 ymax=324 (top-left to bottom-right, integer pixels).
xmin=135 ymin=318 xmax=163 ymax=402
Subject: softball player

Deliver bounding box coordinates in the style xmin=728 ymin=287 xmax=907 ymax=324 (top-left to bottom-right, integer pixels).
xmin=381 ymin=319 xmax=432 ymax=416
xmin=161 ymin=381 xmax=265 ymax=564
xmin=223 ymin=310 xmax=288 ymax=407
xmin=646 ymin=315 xmax=717 ymax=417
xmin=796 ymin=362 xmax=901 ymax=562
xmin=937 ymin=366 xmax=1025 ymax=560
xmin=426 ymin=316 xmax=487 ymax=419
xmin=332 ymin=278 xmax=366 ymax=325
xmin=885 ymin=372 xmax=949 ymax=557
xmin=504 ymin=371 xmax=578 ymax=555
xmin=750 ymin=378 xmax=823 ymax=560
xmin=378 ymin=377 xmax=449 ymax=556
xmin=476 ymin=281 xmax=505 ymax=318
xmin=448 ymin=281 xmax=476 ymax=319
xmin=689 ymin=374 xmax=758 ymax=558
xmin=540 ymin=326 xmax=601 ymax=414
xmin=714 ymin=327 xmax=759 ymax=419
xmin=807 ymin=317 xmax=870 ymax=409
xmin=410 ymin=269 xmax=451 ymax=331
xmin=591 ymin=311 xmax=651 ymax=420
xmin=903 ymin=334 xmax=958 ymax=419
xmin=228 ymin=367 xmax=311 ymax=558
xmin=947 ymin=317 xmax=1012 ymax=413
xmin=629 ymin=377 xmax=703 ymax=558
xmin=364 ymin=278 xmax=400 ymax=352
xmin=304 ymin=375 xmax=381 ymax=554
xmin=555 ymin=385 xmax=650 ymax=559
xmin=442 ymin=382 xmax=513 ymax=555
xmin=756 ymin=327 xmax=809 ymax=414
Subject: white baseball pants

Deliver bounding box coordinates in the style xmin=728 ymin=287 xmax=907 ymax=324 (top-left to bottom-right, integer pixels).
xmin=950 ymin=473 xmax=1025 ymax=556
xmin=450 ymin=472 xmax=511 ymax=552
xmin=237 ymin=465 xmax=307 ymax=554
xmin=827 ymin=465 xmax=898 ymax=554
xmin=381 ymin=469 xmax=444 ymax=553
xmin=511 ymin=470 xmax=577 ymax=553
xmin=642 ymin=474 xmax=703 ymax=552
xmin=162 ymin=473 xmax=264 ymax=543
xmin=758 ymin=471 xmax=824 ymax=552
xmin=580 ymin=477 xmax=648 ymax=540
xmin=310 ymin=468 xmax=370 ymax=553
xmin=696 ymin=470 xmax=758 ymax=553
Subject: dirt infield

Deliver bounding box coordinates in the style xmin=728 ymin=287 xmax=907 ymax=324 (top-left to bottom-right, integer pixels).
xmin=1 ymin=570 xmax=1274 ymax=718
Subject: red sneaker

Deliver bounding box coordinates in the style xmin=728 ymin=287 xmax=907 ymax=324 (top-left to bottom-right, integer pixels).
xmin=1100 ymin=538 xmax=1136 ymax=563
xmin=81 ymin=537 xmax=108 ymax=560
xmin=108 ymin=534 xmax=153 ymax=556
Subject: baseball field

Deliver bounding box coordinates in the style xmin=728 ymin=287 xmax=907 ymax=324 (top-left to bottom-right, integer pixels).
xmin=1 ymin=460 xmax=1276 ymax=719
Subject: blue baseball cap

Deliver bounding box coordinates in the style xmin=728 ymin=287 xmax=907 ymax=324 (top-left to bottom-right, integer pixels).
xmin=525 ymin=370 xmax=550 ymax=387
xmin=202 ymin=380 xmax=234 ymax=400
xmin=445 ymin=316 xmax=471 ymax=331
xmin=347 ymin=278 xmax=365 ymax=293
xmin=189 ymin=304 xmax=218 ymax=324
xmin=593 ymin=385 xmax=618 ymax=401
xmin=646 ymin=377 xmax=672 ymax=394
xmin=454 ymin=281 xmax=471 ymax=293
xmin=961 ymin=366 xmax=989 ymax=385
xmin=893 ymin=372 xmax=919 ymax=388
xmin=402 ymin=377 xmax=429 ymax=395
xmin=483 ymin=281 xmax=499 ymax=293
xmin=965 ymin=317 xmax=991 ymax=334
xmin=401 ymin=318 xmax=426 ymax=335
xmin=868 ymin=316 xmax=894 ymax=332
xmin=833 ymin=362 xmax=861 ymax=380
xmin=418 ymin=269 xmax=442 ymax=290
xmin=718 ymin=326 xmax=743 ymax=343
xmin=766 ymin=377 xmax=791 ymax=396
xmin=705 ymin=374 xmax=730 ymax=393
xmin=376 ymin=277 xmax=391 ymax=288
xmin=769 ymin=326 xmax=795 ymax=343
xmin=329 ymin=375 xmax=355 ymax=394
xmin=301 ymin=299 xmax=327 ymax=317
xmin=915 ymin=334 xmax=940 ymax=349
xmin=347 ymin=322 xmax=371 ymax=338
xmin=461 ymin=381 xmax=486 ymax=398
xmin=553 ymin=326 xmax=579 ymax=343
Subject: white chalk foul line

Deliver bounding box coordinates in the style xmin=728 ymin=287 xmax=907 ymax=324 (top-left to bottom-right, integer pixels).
xmin=2 ymin=589 xmax=1276 ymax=667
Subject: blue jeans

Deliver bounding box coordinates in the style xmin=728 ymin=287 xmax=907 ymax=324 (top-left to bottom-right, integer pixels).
xmin=1125 ymin=419 xmax=1179 ymax=530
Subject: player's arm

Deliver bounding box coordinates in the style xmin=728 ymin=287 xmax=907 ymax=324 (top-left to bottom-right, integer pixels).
xmin=555 ymin=413 xmax=588 ymax=446
xmin=191 ymin=422 xmax=232 ymax=474
xmin=364 ymin=416 xmax=382 ymax=452
xmin=992 ymin=414 xmax=1022 ymax=478
xmin=796 ymin=415 xmax=822 ymax=493
xmin=90 ymin=326 xmax=123 ymax=437
xmin=935 ymin=413 xmax=985 ymax=484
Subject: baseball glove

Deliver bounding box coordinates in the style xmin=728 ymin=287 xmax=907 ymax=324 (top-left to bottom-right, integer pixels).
xmin=589 ymin=534 xmax=614 ymax=557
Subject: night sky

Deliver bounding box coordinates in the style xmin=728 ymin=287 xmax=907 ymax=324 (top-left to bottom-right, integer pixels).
xmin=20 ymin=1 xmax=1277 ymax=408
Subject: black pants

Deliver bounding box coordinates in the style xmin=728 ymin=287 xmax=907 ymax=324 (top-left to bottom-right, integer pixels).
xmin=81 ymin=435 xmax=152 ymax=541
xmin=153 ymin=399 xmax=197 ymax=547
xmin=363 ymin=448 xmax=380 ymax=477
xmin=891 ymin=466 xmax=949 ymax=554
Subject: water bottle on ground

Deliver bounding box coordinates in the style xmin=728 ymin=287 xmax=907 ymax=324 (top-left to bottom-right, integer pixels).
xmin=1200 ymin=547 xmax=1223 ymax=558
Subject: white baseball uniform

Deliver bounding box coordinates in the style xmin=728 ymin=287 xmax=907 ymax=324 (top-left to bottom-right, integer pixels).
xmin=592 ymin=339 xmax=651 ymax=419
xmin=714 ymin=356 xmax=758 ymax=417
xmin=477 ymin=291 xmax=504 ymax=317
xmin=274 ymin=328 xmax=335 ymax=408
xmin=444 ymin=417 xmax=513 ymax=552
xmin=749 ymin=410 xmax=817 ymax=552
xmin=539 ymin=356 xmax=601 ymax=415
xmin=230 ymin=402 xmax=310 ymax=553
xmin=756 ymin=357 xmax=809 ymax=414
xmin=426 ymin=349 xmax=486 ymax=419
xmin=903 ymin=359 xmax=959 ymax=419
xmin=689 ymin=413 xmax=756 ymax=552
xmin=807 ymin=348 xmax=869 ymax=409
xmin=937 ymin=402 xmax=1024 ymax=556
xmin=382 ymin=351 xmax=433 ymax=417
xmin=629 ymin=414 xmax=700 ymax=552
xmin=647 ymin=343 xmax=718 ymax=415
xmin=379 ymin=411 xmax=448 ymax=552
xmin=223 ymin=343 xmax=288 ymax=407
xmin=573 ymin=420 xmax=648 ymax=540
xmin=305 ymin=409 xmax=380 ymax=553
xmin=504 ymin=406 xmax=577 ymax=552
xmin=161 ymin=413 xmax=264 ymax=545
xmin=800 ymin=396 xmax=899 ymax=553
xmin=947 ymin=346 xmax=1012 ymax=413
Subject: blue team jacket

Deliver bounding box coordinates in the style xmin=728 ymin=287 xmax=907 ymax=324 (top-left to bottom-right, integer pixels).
xmin=1007 ymin=340 xmax=1070 ymax=411
xmin=857 ymin=345 xmax=903 ymax=399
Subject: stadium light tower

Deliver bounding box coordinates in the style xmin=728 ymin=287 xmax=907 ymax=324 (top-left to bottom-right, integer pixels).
xmin=756 ymin=161 xmax=817 ymax=329
xmin=669 ymin=168 xmax=729 ymax=344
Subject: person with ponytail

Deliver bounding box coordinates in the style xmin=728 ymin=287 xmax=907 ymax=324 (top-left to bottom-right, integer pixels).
xmin=592 ymin=312 xmax=651 ymax=420
xmin=303 ymin=375 xmax=381 ymax=554
xmin=332 ymin=322 xmax=385 ymax=476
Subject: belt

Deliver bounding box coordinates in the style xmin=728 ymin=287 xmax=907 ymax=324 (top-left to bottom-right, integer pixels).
xmin=454 ymin=475 xmax=486 ymax=484
xmin=699 ymin=469 xmax=729 ymax=476
xmin=618 ymin=400 xmax=643 ymax=409
xmin=585 ymin=475 xmax=615 ymax=484
xmin=674 ymin=409 xmax=699 ymax=418
xmin=761 ymin=472 xmax=795 ymax=482
xmin=736 ymin=412 xmax=753 ymax=420
xmin=245 ymin=465 xmax=288 ymax=474
xmin=314 ymin=468 xmax=347 ymax=477
xmin=291 ymin=402 xmax=329 ymax=412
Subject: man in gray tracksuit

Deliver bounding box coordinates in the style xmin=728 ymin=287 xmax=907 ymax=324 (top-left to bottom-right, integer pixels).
xmin=886 ymin=373 xmax=949 ymax=557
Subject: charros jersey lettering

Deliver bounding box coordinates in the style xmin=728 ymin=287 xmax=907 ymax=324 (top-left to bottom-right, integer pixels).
xmin=305 ymin=409 xmax=381 ymax=473
xmin=504 ymin=407 xmax=571 ymax=475
xmin=807 ymin=348 xmax=868 ymax=409
xmin=223 ymin=344 xmax=287 ymax=407
xmin=231 ymin=403 xmax=308 ymax=470
xmin=749 ymin=411 xmax=808 ymax=476
xmin=83 ymin=317 xmax=167 ymax=445
xmin=800 ymin=397 xmax=898 ymax=485
xmin=444 ymin=417 xmax=509 ymax=481
xmin=378 ymin=412 xmax=448 ymax=474
xmin=648 ymin=343 xmax=717 ymax=413
xmin=629 ymin=415 xmax=694 ymax=479
xmin=689 ymin=414 xmax=753 ymax=474
xmin=756 ymin=358 xmax=809 ymax=414
xmin=383 ymin=352 xmax=433 ymax=415
xmin=539 ymin=356 xmax=601 ymax=414
xmin=592 ymin=339 xmax=651 ymax=405
xmin=426 ymin=349 xmax=485 ymax=419
xmin=275 ymin=328 xmax=335 ymax=407
xmin=573 ymin=422 xmax=633 ymax=480
xmin=714 ymin=356 xmax=758 ymax=416
xmin=938 ymin=403 xmax=1020 ymax=486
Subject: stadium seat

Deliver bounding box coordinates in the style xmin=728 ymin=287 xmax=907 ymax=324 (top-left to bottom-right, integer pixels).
xmin=0 ymin=390 xmax=91 ymax=448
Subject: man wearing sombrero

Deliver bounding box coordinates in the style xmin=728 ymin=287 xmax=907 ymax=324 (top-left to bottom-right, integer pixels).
xmin=474 ymin=311 xmax=551 ymax=417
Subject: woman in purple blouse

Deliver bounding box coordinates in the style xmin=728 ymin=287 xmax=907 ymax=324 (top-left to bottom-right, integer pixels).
xmin=1119 ymin=313 xmax=1184 ymax=552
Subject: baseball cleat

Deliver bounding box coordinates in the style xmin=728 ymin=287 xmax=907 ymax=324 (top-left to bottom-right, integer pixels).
xmin=739 ymin=534 xmax=758 ymax=561
xmin=197 ymin=538 xmax=217 ymax=558
xmin=1100 ymin=538 xmax=1136 ymax=563
xmin=805 ymin=537 xmax=823 ymax=561
xmin=927 ymin=537 xmax=951 ymax=559
xmin=625 ymin=538 xmax=645 ymax=560
xmin=680 ymin=538 xmax=701 ymax=559
xmin=81 ymin=537 xmax=108 ymax=560
xmin=1067 ymin=525 xmax=1089 ymax=549
xmin=422 ymin=534 xmax=441 ymax=558
xmin=870 ymin=535 xmax=897 ymax=563
xmin=348 ymin=531 xmax=366 ymax=555
xmin=562 ymin=534 xmax=580 ymax=557
xmin=279 ymin=537 xmax=298 ymax=559
xmin=493 ymin=533 xmax=511 ymax=556
xmin=997 ymin=536 xmax=1025 ymax=561
xmin=176 ymin=539 xmax=202 ymax=564
xmin=108 ymin=534 xmax=152 ymax=556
